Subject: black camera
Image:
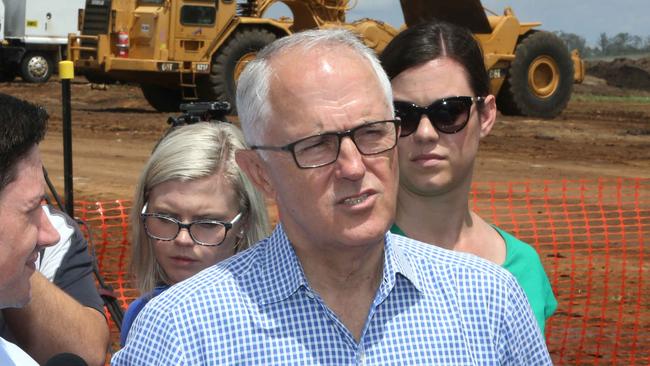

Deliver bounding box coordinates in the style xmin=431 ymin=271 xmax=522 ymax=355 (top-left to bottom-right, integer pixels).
xmin=167 ymin=101 xmax=231 ymax=127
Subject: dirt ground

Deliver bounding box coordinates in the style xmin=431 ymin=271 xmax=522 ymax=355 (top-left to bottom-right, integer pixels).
xmin=1 ymin=67 xmax=648 ymax=201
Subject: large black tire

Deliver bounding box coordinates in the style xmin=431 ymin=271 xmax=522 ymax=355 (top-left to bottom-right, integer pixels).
xmin=200 ymin=28 xmax=277 ymax=114
xmin=20 ymin=51 xmax=54 ymax=83
xmin=140 ymin=84 xmax=183 ymax=112
xmin=497 ymin=31 xmax=574 ymax=118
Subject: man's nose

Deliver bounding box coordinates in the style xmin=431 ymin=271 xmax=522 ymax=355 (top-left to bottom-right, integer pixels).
xmin=37 ymin=208 xmax=60 ymax=248
xmin=335 ymin=137 xmax=366 ymax=180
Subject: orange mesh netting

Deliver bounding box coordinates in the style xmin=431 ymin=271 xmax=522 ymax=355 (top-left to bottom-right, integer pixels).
xmin=76 ymin=177 xmax=649 ymax=364
xmin=75 ymin=199 xmax=137 ymax=331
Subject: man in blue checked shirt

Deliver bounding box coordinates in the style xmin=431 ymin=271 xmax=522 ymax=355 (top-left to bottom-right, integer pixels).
xmin=113 ymin=28 xmax=552 ymax=365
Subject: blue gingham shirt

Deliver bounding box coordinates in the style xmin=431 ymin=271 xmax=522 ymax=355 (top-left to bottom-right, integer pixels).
xmin=113 ymin=224 xmax=551 ymax=365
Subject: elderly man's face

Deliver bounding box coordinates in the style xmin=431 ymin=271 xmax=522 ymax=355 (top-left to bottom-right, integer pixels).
xmin=0 ymin=146 xmax=59 ymax=308
xmin=256 ymin=47 xmax=398 ymax=251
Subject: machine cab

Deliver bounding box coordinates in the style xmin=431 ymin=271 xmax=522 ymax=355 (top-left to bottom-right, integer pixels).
xmin=122 ymin=0 xmax=235 ymax=62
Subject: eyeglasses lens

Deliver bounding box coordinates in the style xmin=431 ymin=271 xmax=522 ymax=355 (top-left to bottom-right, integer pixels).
xmin=352 ymin=121 xmax=397 ymax=154
xmin=395 ymin=97 xmax=473 ymax=136
xmin=191 ymin=221 xmax=227 ymax=245
xmin=144 ymin=216 xmax=178 ymax=240
xmin=293 ymin=135 xmax=338 ymax=168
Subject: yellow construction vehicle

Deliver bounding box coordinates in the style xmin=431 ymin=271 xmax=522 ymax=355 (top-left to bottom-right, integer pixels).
xmin=402 ymin=0 xmax=584 ymax=118
xmin=69 ymin=0 xmax=583 ymax=118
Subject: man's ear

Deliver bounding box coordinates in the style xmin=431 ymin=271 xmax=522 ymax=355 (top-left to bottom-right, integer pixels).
xmin=235 ymin=149 xmax=276 ymax=198
xmin=478 ymin=94 xmax=497 ymax=139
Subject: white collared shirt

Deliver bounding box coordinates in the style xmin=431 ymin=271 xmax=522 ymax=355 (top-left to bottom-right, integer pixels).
xmin=0 ymin=336 xmax=38 ymax=366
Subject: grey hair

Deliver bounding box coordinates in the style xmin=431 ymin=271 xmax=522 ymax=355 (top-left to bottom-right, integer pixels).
xmin=130 ymin=122 xmax=270 ymax=293
xmin=236 ymin=28 xmax=394 ymax=145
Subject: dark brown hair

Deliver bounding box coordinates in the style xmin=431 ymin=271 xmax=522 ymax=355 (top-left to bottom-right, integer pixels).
xmin=0 ymin=93 xmax=49 ymax=191
xmin=380 ymin=20 xmax=490 ymax=98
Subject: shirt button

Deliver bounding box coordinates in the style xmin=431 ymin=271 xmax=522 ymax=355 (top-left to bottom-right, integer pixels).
xmin=358 ymin=350 xmax=365 ymax=365
xmin=305 ymin=290 xmax=314 ymax=299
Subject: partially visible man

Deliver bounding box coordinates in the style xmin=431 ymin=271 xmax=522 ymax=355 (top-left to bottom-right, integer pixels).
xmin=0 ymin=93 xmax=110 ymax=366
xmin=0 ymin=93 xmax=60 ymax=364
xmin=113 ymin=29 xmax=551 ymax=365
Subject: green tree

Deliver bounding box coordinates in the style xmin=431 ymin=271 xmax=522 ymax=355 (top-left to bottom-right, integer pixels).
xmin=598 ymin=32 xmax=609 ymax=55
xmin=555 ymin=31 xmax=587 ymax=55
xmin=609 ymin=33 xmax=646 ymax=54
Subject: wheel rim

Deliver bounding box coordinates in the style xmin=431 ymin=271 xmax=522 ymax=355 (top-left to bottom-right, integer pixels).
xmin=233 ymin=52 xmax=257 ymax=84
xmin=528 ymin=56 xmax=559 ymax=99
xmin=28 ymin=56 xmax=49 ymax=79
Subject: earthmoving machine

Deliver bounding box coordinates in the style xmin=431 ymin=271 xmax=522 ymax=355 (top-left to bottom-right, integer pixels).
xmin=0 ymin=0 xmax=85 ymax=82
xmin=68 ymin=0 xmax=584 ymax=118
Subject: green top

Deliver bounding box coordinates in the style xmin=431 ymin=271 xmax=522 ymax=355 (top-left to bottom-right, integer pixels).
xmin=390 ymin=224 xmax=557 ymax=335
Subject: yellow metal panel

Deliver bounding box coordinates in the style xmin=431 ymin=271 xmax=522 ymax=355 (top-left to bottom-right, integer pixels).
xmin=518 ymin=22 xmax=541 ymax=36
xmin=130 ymin=11 xmax=155 ymax=59
xmin=474 ymin=15 xmax=522 ymax=78
xmin=108 ymin=57 xmax=163 ymax=72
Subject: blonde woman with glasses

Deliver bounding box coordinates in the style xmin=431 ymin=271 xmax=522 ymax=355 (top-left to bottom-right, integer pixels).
xmin=119 ymin=122 xmax=269 ymax=346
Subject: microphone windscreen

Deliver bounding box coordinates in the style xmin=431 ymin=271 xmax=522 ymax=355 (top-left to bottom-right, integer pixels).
xmin=44 ymin=353 xmax=89 ymax=366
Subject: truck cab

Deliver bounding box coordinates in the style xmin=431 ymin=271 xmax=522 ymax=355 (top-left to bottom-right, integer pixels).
xmin=0 ymin=0 xmax=85 ymax=82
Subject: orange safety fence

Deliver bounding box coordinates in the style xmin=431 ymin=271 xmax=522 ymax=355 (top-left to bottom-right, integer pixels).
xmin=75 ymin=177 xmax=649 ymax=365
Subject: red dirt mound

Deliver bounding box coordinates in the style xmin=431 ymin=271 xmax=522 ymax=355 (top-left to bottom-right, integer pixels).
xmin=587 ymin=57 xmax=650 ymax=91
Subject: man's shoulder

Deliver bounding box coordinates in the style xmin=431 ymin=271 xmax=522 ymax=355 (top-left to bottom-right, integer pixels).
xmin=390 ymin=232 xmax=503 ymax=270
xmin=389 ymin=233 xmax=517 ymax=288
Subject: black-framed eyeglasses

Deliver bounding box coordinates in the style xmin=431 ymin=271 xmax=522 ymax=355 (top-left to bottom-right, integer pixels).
xmin=140 ymin=204 xmax=242 ymax=246
xmin=394 ymin=96 xmax=485 ymax=136
xmin=250 ymin=119 xmax=400 ymax=169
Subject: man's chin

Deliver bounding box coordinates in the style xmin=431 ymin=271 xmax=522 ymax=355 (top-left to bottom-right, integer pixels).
xmin=338 ymin=224 xmax=389 ymax=247
xmin=282 ymin=212 xmax=391 ymax=250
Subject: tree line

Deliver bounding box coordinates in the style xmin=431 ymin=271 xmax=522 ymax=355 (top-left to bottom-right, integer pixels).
xmin=555 ymin=31 xmax=650 ymax=58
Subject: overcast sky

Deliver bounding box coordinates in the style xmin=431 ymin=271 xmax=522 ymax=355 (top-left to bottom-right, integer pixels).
xmin=268 ymin=0 xmax=650 ymax=47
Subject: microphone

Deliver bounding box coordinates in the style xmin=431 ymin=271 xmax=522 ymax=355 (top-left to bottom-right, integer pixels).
xmin=44 ymin=353 xmax=89 ymax=366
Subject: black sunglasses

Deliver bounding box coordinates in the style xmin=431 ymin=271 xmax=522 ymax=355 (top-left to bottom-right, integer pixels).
xmin=394 ymin=96 xmax=485 ymax=136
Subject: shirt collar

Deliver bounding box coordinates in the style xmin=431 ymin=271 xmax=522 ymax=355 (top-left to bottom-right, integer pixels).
xmin=380 ymin=232 xmax=424 ymax=296
xmin=254 ymin=226 xmax=424 ymax=306
xmin=255 ymin=224 xmax=309 ymax=306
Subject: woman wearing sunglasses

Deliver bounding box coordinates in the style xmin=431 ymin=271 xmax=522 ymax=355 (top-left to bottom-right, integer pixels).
xmin=380 ymin=21 xmax=556 ymax=335
xmin=120 ymin=122 xmax=270 ymax=346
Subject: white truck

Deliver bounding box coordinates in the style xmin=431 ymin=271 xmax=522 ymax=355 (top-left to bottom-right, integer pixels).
xmin=0 ymin=0 xmax=85 ymax=82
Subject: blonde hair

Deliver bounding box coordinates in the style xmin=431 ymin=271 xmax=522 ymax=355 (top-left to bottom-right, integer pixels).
xmin=130 ymin=122 xmax=270 ymax=294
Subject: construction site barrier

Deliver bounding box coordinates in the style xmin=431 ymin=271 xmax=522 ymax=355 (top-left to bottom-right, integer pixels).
xmin=75 ymin=177 xmax=649 ymax=365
